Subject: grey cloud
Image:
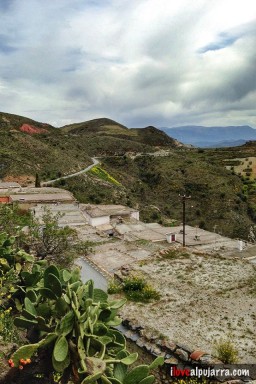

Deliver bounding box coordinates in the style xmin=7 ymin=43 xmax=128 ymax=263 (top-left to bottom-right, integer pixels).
xmin=0 ymin=0 xmax=256 ymax=128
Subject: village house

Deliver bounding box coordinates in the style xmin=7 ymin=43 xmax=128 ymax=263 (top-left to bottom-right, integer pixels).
xmin=82 ymin=204 xmax=140 ymax=227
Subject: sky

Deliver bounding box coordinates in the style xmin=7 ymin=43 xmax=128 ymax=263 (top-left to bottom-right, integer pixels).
xmin=0 ymin=0 xmax=256 ymax=128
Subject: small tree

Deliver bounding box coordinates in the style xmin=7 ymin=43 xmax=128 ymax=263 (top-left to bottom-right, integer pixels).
xmin=27 ymin=207 xmax=77 ymax=259
xmin=0 ymin=204 xmax=31 ymax=237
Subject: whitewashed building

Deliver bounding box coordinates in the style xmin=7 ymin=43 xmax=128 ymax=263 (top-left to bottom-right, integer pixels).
xmin=83 ymin=204 xmax=139 ymax=227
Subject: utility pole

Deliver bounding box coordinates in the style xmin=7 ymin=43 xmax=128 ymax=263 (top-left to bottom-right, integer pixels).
xmin=179 ymin=194 xmax=191 ymax=247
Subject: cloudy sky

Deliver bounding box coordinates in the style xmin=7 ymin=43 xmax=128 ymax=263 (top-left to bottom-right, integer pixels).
xmin=0 ymin=0 xmax=256 ymax=128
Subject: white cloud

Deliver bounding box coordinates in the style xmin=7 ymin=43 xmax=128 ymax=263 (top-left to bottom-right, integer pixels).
xmin=0 ymin=0 xmax=255 ymax=128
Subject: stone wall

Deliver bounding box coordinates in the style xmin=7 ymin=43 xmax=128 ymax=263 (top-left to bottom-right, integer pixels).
xmin=121 ymin=319 xmax=256 ymax=383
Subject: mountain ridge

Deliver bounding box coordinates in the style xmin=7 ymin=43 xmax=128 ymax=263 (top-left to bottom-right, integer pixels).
xmin=60 ymin=118 xmax=179 ymax=150
xmin=161 ymin=125 xmax=256 ymax=147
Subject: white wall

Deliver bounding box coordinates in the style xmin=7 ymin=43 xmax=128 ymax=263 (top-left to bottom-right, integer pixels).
xmin=131 ymin=211 xmax=139 ymax=221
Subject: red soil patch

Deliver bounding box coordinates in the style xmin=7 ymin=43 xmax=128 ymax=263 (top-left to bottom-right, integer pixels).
xmin=20 ymin=124 xmax=48 ymax=134
xmin=3 ymin=175 xmax=35 ymax=187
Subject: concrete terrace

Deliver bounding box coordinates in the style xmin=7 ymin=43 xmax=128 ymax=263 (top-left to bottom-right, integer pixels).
xmin=33 ymin=203 xmax=87 ymax=227
xmin=115 ymin=222 xmax=240 ymax=250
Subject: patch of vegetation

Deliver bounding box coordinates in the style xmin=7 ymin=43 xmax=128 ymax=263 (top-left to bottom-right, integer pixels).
xmin=108 ymin=276 xmax=160 ymax=303
xmin=89 ymin=164 xmax=122 ymax=186
xmin=213 ymin=337 xmax=238 ymax=363
xmin=160 ymin=248 xmax=190 ymax=260
xmin=172 ymin=379 xmax=207 ymax=384
xmin=0 ymin=112 xmax=91 ymax=180
xmin=107 ymin=279 xmax=123 ymax=294
xmin=0 ymin=204 xmax=31 ymax=236
xmin=0 ymin=308 xmax=20 ymax=344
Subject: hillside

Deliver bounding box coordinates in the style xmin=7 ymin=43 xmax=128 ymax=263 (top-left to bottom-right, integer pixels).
xmin=0 ymin=113 xmax=179 ymax=181
xmin=161 ymin=125 xmax=256 ymax=147
xmin=1 ymin=111 xmax=256 ymax=240
xmin=62 ymin=117 xmax=128 ymax=133
xmin=0 ymin=112 xmax=91 ymax=183
xmin=57 ymin=141 xmax=256 ymax=239
xmin=61 ymin=118 xmax=179 ymax=154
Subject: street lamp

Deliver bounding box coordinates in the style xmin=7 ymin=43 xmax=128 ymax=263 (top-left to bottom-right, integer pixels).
xmin=179 ymin=194 xmax=191 ymax=247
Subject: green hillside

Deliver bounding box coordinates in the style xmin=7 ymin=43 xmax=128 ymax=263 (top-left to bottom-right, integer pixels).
xmin=0 ymin=112 xmax=91 ymax=181
xmin=60 ymin=146 xmax=254 ymax=239
xmin=61 ymin=118 xmax=179 ymax=155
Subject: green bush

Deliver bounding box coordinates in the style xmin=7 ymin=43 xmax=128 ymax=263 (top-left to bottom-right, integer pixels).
xmin=125 ymin=286 xmax=160 ymax=302
xmin=110 ymin=276 xmax=160 ymax=303
xmin=123 ymin=276 xmax=146 ymax=292
xmin=108 ymin=279 xmax=123 ymax=294
xmin=213 ymin=337 xmax=238 ymax=363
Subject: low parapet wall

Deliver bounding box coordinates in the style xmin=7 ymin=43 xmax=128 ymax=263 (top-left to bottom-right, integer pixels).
xmin=120 ymin=319 xmax=256 ymax=383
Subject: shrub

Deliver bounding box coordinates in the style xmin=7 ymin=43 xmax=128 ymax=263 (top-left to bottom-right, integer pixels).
xmin=109 ymin=276 xmax=160 ymax=303
xmin=123 ymin=276 xmax=146 ymax=292
xmin=213 ymin=337 xmax=238 ymax=363
xmin=0 ymin=308 xmax=20 ymax=343
xmin=126 ymin=286 xmax=160 ymax=302
xmin=108 ymin=279 xmax=123 ymax=294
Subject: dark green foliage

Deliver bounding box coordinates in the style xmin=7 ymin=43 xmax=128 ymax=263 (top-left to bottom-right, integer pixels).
xmin=123 ymin=277 xmax=146 ymax=292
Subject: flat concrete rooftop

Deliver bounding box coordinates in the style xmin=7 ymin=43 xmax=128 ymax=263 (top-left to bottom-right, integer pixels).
xmin=115 ymin=222 xmax=240 ymax=251
xmin=10 ymin=192 xmax=74 ymax=203
xmin=82 ymin=204 xmax=138 ymax=218
xmin=0 ymin=182 xmax=21 ymax=188
xmin=33 ymin=203 xmax=86 ymax=227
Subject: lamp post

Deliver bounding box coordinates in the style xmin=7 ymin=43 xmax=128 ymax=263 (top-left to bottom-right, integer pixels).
xmin=179 ymin=194 xmax=191 ymax=247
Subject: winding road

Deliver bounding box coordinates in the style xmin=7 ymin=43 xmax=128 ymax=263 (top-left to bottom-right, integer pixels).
xmin=42 ymin=157 xmax=99 ymax=186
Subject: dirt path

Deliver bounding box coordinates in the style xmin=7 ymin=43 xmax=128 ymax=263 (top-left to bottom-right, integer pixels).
xmin=42 ymin=157 xmax=99 ymax=186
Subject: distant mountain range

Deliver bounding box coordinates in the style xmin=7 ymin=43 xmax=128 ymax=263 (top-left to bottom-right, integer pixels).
xmin=160 ymin=125 xmax=256 ymax=147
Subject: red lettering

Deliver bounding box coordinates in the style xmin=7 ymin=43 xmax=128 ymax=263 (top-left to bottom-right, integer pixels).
xmin=171 ymin=367 xmax=190 ymax=377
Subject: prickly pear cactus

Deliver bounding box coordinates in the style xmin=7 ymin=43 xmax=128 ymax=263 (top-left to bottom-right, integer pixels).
xmin=11 ymin=260 xmax=163 ymax=383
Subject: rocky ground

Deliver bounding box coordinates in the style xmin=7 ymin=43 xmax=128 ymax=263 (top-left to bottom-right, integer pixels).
xmin=118 ymin=247 xmax=256 ymax=363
